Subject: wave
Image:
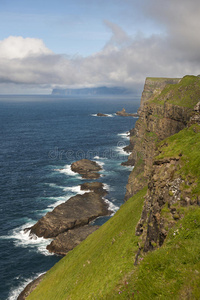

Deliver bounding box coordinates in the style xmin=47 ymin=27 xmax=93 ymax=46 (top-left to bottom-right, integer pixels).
xmin=8 ymin=272 xmax=46 ymax=300
xmin=117 ymin=132 xmax=130 ymax=139
xmin=103 ymin=197 xmax=119 ymax=215
xmin=54 ymin=165 xmax=80 ymax=177
xmin=91 ymin=113 xmax=115 ymax=117
xmin=103 ymin=183 xmax=113 ymax=192
xmin=63 ymin=185 xmax=88 ymax=194
xmin=0 ymin=222 xmax=53 ymax=256
xmin=93 ymin=155 xmax=108 ymax=160
xmin=122 ymin=165 xmax=134 ymax=171
xmin=115 ymin=145 xmax=129 ymax=156
xmin=43 ymin=185 xmax=90 ymax=210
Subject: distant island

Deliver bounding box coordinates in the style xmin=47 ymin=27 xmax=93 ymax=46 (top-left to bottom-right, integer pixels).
xmin=51 ymin=86 xmax=135 ymax=96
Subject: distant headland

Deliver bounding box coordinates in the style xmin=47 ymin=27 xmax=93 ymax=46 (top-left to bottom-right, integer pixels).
xmin=51 ymin=86 xmax=135 ymax=96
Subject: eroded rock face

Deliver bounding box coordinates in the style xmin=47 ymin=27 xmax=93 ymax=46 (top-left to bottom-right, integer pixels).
xmin=29 ymin=192 xmax=110 ymax=238
xmin=138 ymin=77 xmax=180 ymax=114
xmin=124 ymin=85 xmax=192 ymax=200
xmin=135 ymin=155 xmax=199 ymax=255
xmin=47 ymin=225 xmax=100 ymax=255
xmin=71 ymin=159 xmax=102 ymax=179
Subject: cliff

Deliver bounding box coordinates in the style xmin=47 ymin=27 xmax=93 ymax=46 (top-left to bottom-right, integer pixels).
xmin=25 ymin=75 xmax=200 ymax=300
xmin=125 ymin=75 xmax=200 ymax=199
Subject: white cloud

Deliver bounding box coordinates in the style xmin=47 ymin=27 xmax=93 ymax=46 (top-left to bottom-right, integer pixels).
xmin=0 ymin=36 xmax=53 ymax=59
xmin=1 ymin=0 xmax=200 ymax=95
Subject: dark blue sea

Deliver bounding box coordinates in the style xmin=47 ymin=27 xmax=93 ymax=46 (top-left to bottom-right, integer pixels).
xmin=0 ymin=95 xmax=140 ymax=300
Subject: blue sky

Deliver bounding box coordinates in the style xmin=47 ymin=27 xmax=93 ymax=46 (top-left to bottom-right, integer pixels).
xmin=0 ymin=0 xmax=200 ymax=93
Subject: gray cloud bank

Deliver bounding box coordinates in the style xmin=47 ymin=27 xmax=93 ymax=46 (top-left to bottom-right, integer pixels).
xmin=1 ymin=0 xmax=200 ymax=94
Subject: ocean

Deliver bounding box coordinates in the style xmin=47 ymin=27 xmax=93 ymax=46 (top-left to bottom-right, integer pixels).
xmin=0 ymin=95 xmax=140 ymax=300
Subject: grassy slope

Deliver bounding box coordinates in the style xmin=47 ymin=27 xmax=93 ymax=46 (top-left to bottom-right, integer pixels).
xmin=150 ymin=75 xmax=200 ymax=108
xmin=107 ymin=206 xmax=200 ymax=299
xmin=157 ymin=124 xmax=200 ymax=196
xmin=28 ymin=78 xmax=200 ymax=299
xmin=28 ymin=188 xmax=147 ymax=300
xmin=106 ymin=124 xmax=200 ymax=299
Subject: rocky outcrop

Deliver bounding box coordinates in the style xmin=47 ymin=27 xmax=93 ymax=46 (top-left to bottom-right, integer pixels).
xmin=138 ymin=77 xmax=180 ymax=114
xmin=80 ymin=182 xmax=107 ymax=196
xmin=97 ymin=113 xmax=109 ymax=117
xmin=71 ymin=159 xmax=102 ymax=179
xmin=17 ymin=274 xmax=45 ymax=300
xmin=124 ymin=75 xmax=200 ymax=262
xmin=116 ymin=108 xmax=139 ymax=117
xmin=47 ymin=225 xmax=100 ymax=255
xmin=124 ymin=76 xmax=198 ymax=200
xmin=29 ymin=192 xmax=110 ymax=238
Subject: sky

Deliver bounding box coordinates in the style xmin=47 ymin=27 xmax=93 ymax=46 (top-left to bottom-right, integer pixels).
xmin=0 ymin=0 xmax=200 ymax=94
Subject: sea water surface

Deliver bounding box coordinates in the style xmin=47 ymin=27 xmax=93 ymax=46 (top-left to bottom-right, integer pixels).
xmin=0 ymin=95 xmax=140 ymax=299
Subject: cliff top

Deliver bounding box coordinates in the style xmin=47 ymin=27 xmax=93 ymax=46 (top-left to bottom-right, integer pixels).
xmin=149 ymin=75 xmax=200 ymax=108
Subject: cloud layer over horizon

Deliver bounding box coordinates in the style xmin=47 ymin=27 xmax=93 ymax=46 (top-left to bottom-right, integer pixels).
xmin=1 ymin=0 xmax=200 ymax=94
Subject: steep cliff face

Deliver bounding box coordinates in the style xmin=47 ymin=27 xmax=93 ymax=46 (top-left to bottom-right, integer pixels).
xmin=125 ymin=75 xmax=200 ymax=256
xmin=125 ymin=75 xmax=200 ymax=200
xmin=138 ymin=77 xmax=180 ymax=113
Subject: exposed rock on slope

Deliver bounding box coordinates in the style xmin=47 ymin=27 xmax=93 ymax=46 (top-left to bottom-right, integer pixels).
xmin=125 ymin=75 xmax=200 ymax=200
xmin=135 ymin=123 xmax=200 ymax=255
xmin=124 ymin=75 xmax=200 ymax=258
xmin=47 ymin=225 xmax=100 ymax=255
xmin=138 ymin=77 xmax=180 ymax=113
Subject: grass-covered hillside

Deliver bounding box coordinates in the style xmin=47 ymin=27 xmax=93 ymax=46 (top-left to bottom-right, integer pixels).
xmin=27 ymin=74 xmax=200 ymax=299
xmin=150 ymin=75 xmax=200 ymax=108
xmin=27 ymin=187 xmax=147 ymax=300
xmin=28 ymin=125 xmax=200 ymax=299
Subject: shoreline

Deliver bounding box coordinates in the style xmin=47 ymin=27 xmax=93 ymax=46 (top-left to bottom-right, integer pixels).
xmin=16 ymin=132 xmax=132 ymax=299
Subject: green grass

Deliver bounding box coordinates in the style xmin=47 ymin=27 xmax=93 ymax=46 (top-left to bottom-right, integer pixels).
xmin=28 ymin=188 xmax=147 ymax=300
xmin=150 ymin=75 xmax=200 ymax=108
xmin=156 ymin=124 xmax=200 ymax=196
xmin=146 ymin=77 xmax=179 ymax=82
xmin=109 ymin=206 xmax=200 ymax=299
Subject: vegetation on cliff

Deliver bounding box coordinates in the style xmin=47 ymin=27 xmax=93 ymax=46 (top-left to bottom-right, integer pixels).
xmin=150 ymin=75 xmax=200 ymax=108
xmin=27 ymin=75 xmax=200 ymax=299
xmin=27 ymin=188 xmax=147 ymax=300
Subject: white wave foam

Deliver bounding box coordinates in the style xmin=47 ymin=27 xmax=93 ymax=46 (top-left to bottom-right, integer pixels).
xmin=95 ymin=160 xmax=105 ymax=167
xmin=118 ymin=132 xmax=130 ymax=139
xmin=8 ymin=272 xmax=46 ymax=300
xmin=103 ymin=198 xmax=119 ymax=215
xmin=103 ymin=183 xmax=113 ymax=191
xmin=116 ymin=146 xmax=129 ymax=156
xmin=63 ymin=185 xmax=89 ymax=194
xmin=90 ymin=113 xmax=114 ymax=117
xmin=54 ymin=165 xmax=80 ymax=177
xmin=1 ymin=222 xmax=53 ymax=256
xmin=94 ymin=156 xmax=107 ymax=160
xmin=47 ymin=186 xmax=90 ymax=209
xmin=122 ymin=165 xmax=134 ymax=171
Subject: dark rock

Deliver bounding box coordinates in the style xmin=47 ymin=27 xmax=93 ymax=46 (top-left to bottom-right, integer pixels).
xmin=71 ymin=159 xmax=102 ymax=179
xmin=29 ymin=192 xmax=110 ymax=238
xmin=47 ymin=225 xmax=100 ymax=255
xmin=17 ymin=274 xmax=45 ymax=300
xmin=80 ymin=182 xmax=107 ymax=196
xmin=116 ymin=108 xmax=139 ymax=117
xmin=97 ymin=113 xmax=108 ymax=117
